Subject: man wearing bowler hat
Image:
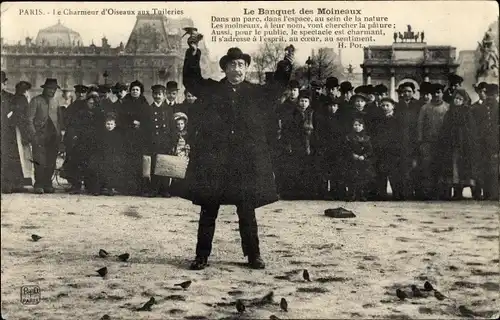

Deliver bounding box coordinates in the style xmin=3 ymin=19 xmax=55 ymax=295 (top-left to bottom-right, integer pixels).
xmin=26 ymin=78 xmax=63 ymax=194
xmin=182 ymin=36 xmax=292 ymax=270
xmin=164 ymin=81 xmax=184 ymax=115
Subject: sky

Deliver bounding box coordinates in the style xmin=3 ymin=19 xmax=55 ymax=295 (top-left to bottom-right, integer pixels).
xmin=1 ymin=1 xmax=498 ymax=72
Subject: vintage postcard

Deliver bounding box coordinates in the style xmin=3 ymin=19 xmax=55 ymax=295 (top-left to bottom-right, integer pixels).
xmin=1 ymin=1 xmax=498 ymax=319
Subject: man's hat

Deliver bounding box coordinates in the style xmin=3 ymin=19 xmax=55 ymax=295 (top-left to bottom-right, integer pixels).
xmin=419 ymin=82 xmax=432 ymax=94
xmin=40 ymin=78 xmax=60 ymax=89
xmin=166 ymin=81 xmax=179 ymax=91
xmin=288 ymin=80 xmax=300 ymax=89
xmin=219 ymin=47 xmax=251 ymax=70
xmin=351 ymin=93 xmax=368 ymax=101
xmin=74 ymin=84 xmax=89 ymax=93
xmin=380 ymin=97 xmax=397 ymax=105
xmin=97 ymin=84 xmax=111 ymax=94
xmin=340 ymin=81 xmax=354 ymax=93
xmin=365 ymin=84 xmax=375 ymax=95
xmin=448 ymin=74 xmax=463 ymax=85
xmin=325 ymin=77 xmax=339 ymax=89
xmin=374 ymin=84 xmax=388 ymax=94
xmin=398 ymin=81 xmax=416 ymax=92
xmin=474 ymin=82 xmax=488 ymax=91
xmin=298 ymin=89 xmax=311 ymax=100
xmin=151 ymin=84 xmax=166 ymax=92
xmin=486 ymin=83 xmax=499 ymax=96
xmin=15 ymin=81 xmax=32 ymax=92
xmin=355 ymin=85 xmax=373 ymax=95
xmin=1 ymin=71 xmax=7 ymax=83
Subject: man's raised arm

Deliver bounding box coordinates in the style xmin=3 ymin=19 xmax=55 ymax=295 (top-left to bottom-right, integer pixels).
xmin=182 ymin=43 xmax=213 ymax=99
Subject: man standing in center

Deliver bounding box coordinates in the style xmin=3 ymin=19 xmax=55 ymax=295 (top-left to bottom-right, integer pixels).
xmin=182 ymin=35 xmax=291 ymax=270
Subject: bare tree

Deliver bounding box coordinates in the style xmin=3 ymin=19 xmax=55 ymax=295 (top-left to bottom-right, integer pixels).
xmin=251 ymin=43 xmax=287 ymax=83
xmin=311 ymin=47 xmax=339 ymax=82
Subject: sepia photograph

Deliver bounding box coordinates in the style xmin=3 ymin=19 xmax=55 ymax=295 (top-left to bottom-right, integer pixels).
xmin=1 ymin=1 xmax=499 ymax=319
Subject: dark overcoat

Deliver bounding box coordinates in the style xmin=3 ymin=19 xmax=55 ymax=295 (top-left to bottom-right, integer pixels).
xmin=1 ymin=89 xmax=24 ymax=187
xmin=182 ymin=47 xmax=286 ymax=208
xmin=436 ymin=104 xmax=479 ymax=186
xmin=142 ymin=101 xmax=175 ymax=156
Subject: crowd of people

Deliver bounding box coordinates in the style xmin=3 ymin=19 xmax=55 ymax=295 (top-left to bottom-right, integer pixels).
xmin=1 ymin=42 xmax=499 ymax=270
xmin=1 ymin=63 xmax=499 ymax=202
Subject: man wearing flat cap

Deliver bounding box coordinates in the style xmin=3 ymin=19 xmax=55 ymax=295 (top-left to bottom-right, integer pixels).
xmin=142 ymin=84 xmax=175 ymax=197
xmin=472 ymin=82 xmax=499 ymax=200
xmin=182 ymin=38 xmax=293 ymax=270
xmin=26 ymin=78 xmax=63 ymax=194
xmin=443 ymin=73 xmax=463 ymax=104
xmin=1 ymin=72 xmax=27 ymax=193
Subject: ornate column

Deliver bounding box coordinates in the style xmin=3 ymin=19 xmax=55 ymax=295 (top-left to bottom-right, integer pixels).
xmin=366 ymin=68 xmax=372 ymax=85
xmin=389 ymin=68 xmax=396 ymax=100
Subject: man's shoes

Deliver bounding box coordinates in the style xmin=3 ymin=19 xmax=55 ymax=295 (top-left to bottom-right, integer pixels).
xmin=248 ymin=256 xmax=266 ymax=269
xmin=34 ymin=188 xmax=44 ymax=194
xmin=44 ymin=187 xmax=55 ymax=194
xmin=189 ymin=256 xmax=209 ymax=270
xmin=160 ymin=192 xmax=172 ymax=198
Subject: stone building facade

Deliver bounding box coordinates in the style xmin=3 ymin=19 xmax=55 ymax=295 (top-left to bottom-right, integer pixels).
xmin=1 ymin=15 xmax=219 ymax=99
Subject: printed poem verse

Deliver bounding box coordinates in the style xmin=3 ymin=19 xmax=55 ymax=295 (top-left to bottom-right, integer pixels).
xmin=211 ymin=8 xmax=394 ymax=48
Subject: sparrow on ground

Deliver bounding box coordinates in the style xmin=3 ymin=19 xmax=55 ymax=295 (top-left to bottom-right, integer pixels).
xmin=396 ymin=288 xmax=407 ymax=300
xmin=99 ymin=249 xmax=109 ymax=258
xmin=96 ymin=267 xmax=108 ymax=278
xmin=280 ymin=297 xmax=288 ymax=312
xmin=303 ymin=269 xmax=311 ymax=281
xmin=31 ymin=234 xmax=42 ymax=241
xmin=117 ymin=253 xmax=130 ymax=262
xmin=174 ymin=280 xmax=192 ymax=290
xmin=136 ymin=297 xmax=155 ymax=311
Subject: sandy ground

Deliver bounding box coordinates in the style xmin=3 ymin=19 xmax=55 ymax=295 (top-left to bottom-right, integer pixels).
xmin=1 ymin=192 xmax=499 ymax=320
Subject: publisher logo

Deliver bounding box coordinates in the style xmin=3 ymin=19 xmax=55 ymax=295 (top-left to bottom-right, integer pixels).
xmin=20 ymin=285 xmax=41 ymax=305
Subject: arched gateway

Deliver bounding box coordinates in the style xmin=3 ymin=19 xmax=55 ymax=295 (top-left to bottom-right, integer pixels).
xmin=360 ymin=25 xmax=459 ymax=100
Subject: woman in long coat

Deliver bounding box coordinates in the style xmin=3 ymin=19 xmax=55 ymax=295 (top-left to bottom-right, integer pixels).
xmin=1 ymin=79 xmax=28 ymax=193
xmin=117 ymin=81 xmax=150 ymax=195
xmin=436 ymin=89 xmax=479 ymax=200
xmin=182 ymin=40 xmax=289 ymax=270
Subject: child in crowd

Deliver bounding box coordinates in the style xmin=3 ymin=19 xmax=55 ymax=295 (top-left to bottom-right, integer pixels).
xmin=344 ymin=118 xmax=375 ymax=201
xmin=169 ymin=112 xmax=190 ymax=197
xmin=281 ymin=90 xmax=318 ymax=199
xmin=371 ymin=98 xmax=405 ymax=200
xmin=347 ymin=92 xmax=371 ymax=133
xmin=143 ymin=84 xmax=174 ymax=197
xmin=88 ymin=112 xmax=124 ymax=196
